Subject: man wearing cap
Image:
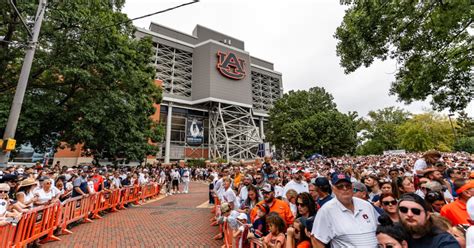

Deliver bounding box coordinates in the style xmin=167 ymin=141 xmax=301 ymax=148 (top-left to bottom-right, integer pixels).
xmin=283 ymin=168 xmax=309 ymax=198
xmin=311 ymin=173 xmax=379 ymax=247
xmin=398 ymin=193 xmax=459 ymax=247
xmin=312 ymin=177 xmax=332 ymax=208
xmin=441 ymin=178 xmax=474 ymax=225
xmin=268 ymin=174 xmax=284 ymax=198
xmin=250 ymin=183 xmax=294 ymax=226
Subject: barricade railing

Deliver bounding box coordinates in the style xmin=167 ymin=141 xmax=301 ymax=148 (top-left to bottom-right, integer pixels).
xmin=223 ymin=221 xmax=235 ymax=248
xmin=3 ymin=182 xmax=162 ymax=247
xmin=59 ymin=194 xmax=96 ymax=235
xmin=0 ymin=224 xmax=16 ymax=247
xmin=92 ymin=189 xmax=120 ymax=219
xmin=119 ymin=185 xmax=142 ymax=209
xmin=12 ymin=202 xmax=61 ymax=247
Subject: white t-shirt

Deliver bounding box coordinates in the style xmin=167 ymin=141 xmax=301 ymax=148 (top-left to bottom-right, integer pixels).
xmin=413 ymin=159 xmax=427 ymax=176
xmin=274 ymin=185 xmax=284 ymax=198
xmin=223 ymin=187 xmax=239 ymax=210
xmin=467 ymin=226 xmax=474 ymax=248
xmin=311 ymin=197 xmax=379 ymax=247
xmin=0 ymin=199 xmax=7 ymax=217
xmin=239 ymin=185 xmax=248 ymax=203
xmin=283 ymin=180 xmax=309 ymax=197
xmin=34 ymin=187 xmax=59 ymax=204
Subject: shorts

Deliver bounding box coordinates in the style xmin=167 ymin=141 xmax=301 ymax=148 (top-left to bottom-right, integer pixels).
xmin=172 ymin=179 xmax=179 ymax=187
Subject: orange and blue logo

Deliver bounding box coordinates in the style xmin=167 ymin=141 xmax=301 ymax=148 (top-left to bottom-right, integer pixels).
xmin=217 ymin=51 xmax=246 ymax=80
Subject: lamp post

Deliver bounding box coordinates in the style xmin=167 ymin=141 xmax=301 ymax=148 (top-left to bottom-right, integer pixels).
xmin=448 ymin=113 xmax=459 ymax=147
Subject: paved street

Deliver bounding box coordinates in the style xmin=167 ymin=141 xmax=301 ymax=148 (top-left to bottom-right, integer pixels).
xmin=44 ymin=182 xmax=221 ymax=248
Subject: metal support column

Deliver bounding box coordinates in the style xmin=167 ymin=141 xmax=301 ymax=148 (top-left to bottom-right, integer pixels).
xmin=164 ymin=102 xmax=173 ymax=163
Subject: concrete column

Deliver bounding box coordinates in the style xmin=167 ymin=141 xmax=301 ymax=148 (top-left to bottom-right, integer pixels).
xmin=259 ymin=116 xmax=265 ymax=140
xmin=164 ymin=103 xmax=173 ymax=163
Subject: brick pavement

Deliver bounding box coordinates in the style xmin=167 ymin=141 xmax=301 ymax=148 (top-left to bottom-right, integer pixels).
xmin=44 ymin=182 xmax=222 ymax=248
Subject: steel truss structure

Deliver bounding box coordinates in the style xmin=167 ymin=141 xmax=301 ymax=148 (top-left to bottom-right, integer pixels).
xmin=153 ymin=43 xmax=193 ymax=97
xmin=209 ymin=102 xmax=262 ymax=162
xmin=251 ymin=71 xmax=282 ymax=111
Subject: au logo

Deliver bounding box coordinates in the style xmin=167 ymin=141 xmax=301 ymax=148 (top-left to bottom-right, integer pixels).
xmin=217 ymin=51 xmax=246 ymax=80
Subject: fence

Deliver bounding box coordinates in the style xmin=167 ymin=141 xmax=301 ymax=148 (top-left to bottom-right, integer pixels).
xmin=0 ymin=183 xmax=160 ymax=248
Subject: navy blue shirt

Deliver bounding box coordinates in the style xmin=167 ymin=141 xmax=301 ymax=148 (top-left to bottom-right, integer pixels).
xmin=317 ymin=195 xmax=333 ymax=208
xmin=407 ymin=227 xmax=460 ymax=248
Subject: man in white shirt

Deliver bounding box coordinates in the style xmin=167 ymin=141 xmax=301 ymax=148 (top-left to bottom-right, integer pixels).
xmin=311 ymin=173 xmax=379 ymax=248
xmin=283 ymin=168 xmax=309 ymax=197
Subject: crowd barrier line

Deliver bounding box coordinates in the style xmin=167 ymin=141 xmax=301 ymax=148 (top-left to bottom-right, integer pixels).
xmin=0 ymin=182 xmax=161 ymax=247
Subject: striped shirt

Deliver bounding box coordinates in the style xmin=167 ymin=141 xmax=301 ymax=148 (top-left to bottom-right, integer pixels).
xmin=311 ymin=197 xmax=379 ymax=248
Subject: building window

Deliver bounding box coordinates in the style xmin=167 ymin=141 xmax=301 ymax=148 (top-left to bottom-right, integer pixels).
xmin=251 ymin=71 xmax=281 ymax=111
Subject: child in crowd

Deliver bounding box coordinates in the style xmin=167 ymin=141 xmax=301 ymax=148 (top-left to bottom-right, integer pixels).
xmin=233 ymin=213 xmax=250 ymax=248
xmin=262 ymin=213 xmax=286 ymax=248
xmin=248 ymin=204 xmax=269 ymax=239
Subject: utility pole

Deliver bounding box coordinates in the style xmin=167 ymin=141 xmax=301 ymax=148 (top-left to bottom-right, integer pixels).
xmin=0 ymin=0 xmax=47 ymax=167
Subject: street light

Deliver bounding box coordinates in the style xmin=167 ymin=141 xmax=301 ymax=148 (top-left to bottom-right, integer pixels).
xmin=448 ymin=113 xmax=459 ymax=147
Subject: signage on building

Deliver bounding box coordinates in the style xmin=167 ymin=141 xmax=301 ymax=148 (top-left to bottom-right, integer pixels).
xmin=216 ymin=51 xmax=246 ymax=80
xmin=186 ymin=118 xmax=204 ymax=146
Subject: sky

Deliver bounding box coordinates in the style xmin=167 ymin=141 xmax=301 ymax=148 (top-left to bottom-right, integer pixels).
xmin=122 ymin=0 xmax=473 ymax=117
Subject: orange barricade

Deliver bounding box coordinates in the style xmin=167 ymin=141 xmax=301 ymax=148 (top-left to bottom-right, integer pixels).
xmin=223 ymin=221 xmax=234 ymax=248
xmin=119 ymin=185 xmax=142 ymax=209
xmin=13 ymin=202 xmax=61 ymax=247
xmin=0 ymin=224 xmax=16 ymax=247
xmin=59 ymin=195 xmax=95 ymax=235
xmin=140 ymin=183 xmax=159 ymax=203
xmin=92 ymin=189 xmax=120 ymax=219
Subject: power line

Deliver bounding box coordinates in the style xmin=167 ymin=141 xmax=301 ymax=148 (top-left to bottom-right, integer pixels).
xmin=93 ymin=0 xmax=199 ymax=31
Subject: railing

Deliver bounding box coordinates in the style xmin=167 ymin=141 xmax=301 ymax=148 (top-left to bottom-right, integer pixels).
xmin=0 ymin=183 xmax=161 ymax=247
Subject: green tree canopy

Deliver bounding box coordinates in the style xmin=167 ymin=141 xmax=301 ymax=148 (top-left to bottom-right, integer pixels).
xmin=0 ymin=1 xmax=162 ymax=162
xmin=335 ymin=0 xmax=473 ymax=112
xmin=267 ymin=87 xmax=357 ymax=158
xmin=397 ymin=112 xmax=455 ymax=152
xmin=357 ymin=106 xmax=410 ymax=155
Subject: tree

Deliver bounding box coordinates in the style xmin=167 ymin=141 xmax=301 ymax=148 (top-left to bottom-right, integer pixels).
xmin=335 ymin=1 xmax=473 ymax=112
xmin=396 ymin=112 xmax=455 ymax=152
xmin=357 ymin=107 xmax=410 ymax=155
xmin=266 ymin=87 xmax=357 ymax=158
xmin=0 ymin=1 xmax=163 ymax=163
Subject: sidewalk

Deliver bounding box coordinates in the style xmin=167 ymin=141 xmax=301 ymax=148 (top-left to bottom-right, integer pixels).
xmin=44 ymin=181 xmax=222 ymax=248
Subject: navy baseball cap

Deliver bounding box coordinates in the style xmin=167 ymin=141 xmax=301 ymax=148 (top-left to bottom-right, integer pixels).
xmin=331 ymin=173 xmax=351 ymax=185
xmin=314 ymin=177 xmax=330 ymax=187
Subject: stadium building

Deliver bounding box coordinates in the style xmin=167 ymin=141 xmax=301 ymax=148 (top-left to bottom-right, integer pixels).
xmin=54 ymin=23 xmax=283 ymax=165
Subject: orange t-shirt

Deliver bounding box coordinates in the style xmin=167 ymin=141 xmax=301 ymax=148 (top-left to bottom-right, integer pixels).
xmin=250 ymin=199 xmax=294 ymax=226
xmin=440 ymin=199 xmax=469 ymax=225
xmin=263 ymin=232 xmax=285 ymax=247
xmin=297 ymin=240 xmax=311 ymax=248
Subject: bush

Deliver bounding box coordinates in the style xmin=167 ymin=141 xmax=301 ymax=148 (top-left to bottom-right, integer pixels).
xmin=186 ymin=159 xmax=206 ymax=168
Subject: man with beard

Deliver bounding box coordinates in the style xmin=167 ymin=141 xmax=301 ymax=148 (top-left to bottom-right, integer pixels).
xmin=311 ymin=173 xmax=379 ymax=248
xmin=238 ymin=175 xmax=253 ymax=203
xmin=398 ymin=193 xmax=459 ymax=247
xmin=249 ymin=183 xmax=294 ymax=226
xmin=283 ymin=169 xmax=309 ymax=198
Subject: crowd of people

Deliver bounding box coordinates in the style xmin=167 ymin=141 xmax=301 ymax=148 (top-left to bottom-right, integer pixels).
xmin=210 ymin=151 xmax=474 ymax=248
xmin=0 ymin=160 xmax=200 ymax=228
xmin=1 ymin=150 xmax=474 ymax=248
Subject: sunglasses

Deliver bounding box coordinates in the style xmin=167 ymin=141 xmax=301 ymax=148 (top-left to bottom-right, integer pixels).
xmin=255 ymin=178 xmax=262 ymax=180
xmin=382 ymin=200 xmax=397 ymax=206
xmin=377 ymin=244 xmax=395 ymax=248
xmin=0 ymin=190 xmax=8 ymax=193
xmin=296 ymin=202 xmax=306 ymax=206
xmin=335 ymin=183 xmax=352 ymax=190
xmin=399 ymin=206 xmax=422 ymax=215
